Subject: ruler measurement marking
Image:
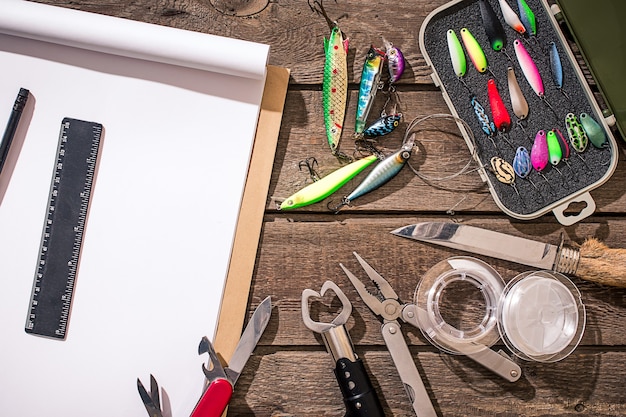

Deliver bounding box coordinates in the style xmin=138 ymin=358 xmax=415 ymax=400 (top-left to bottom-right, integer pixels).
xmin=25 ymin=118 xmax=103 ymax=340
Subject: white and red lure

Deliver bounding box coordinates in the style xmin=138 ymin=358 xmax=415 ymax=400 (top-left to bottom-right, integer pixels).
xmin=498 ymin=0 xmax=526 ymax=35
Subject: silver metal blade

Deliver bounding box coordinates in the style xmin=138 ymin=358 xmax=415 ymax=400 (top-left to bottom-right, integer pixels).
xmin=391 ymin=222 xmax=558 ymax=270
xmin=224 ymin=296 xmax=272 ymax=385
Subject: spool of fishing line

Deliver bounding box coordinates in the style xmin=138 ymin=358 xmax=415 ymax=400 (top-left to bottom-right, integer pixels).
xmin=415 ymin=257 xmax=585 ymax=362
xmin=414 ymin=256 xmax=504 ymax=355
xmin=497 ymin=270 xmax=585 ymax=362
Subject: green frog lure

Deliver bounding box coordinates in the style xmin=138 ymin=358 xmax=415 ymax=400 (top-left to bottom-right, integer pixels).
xmin=310 ymin=0 xmax=349 ymax=157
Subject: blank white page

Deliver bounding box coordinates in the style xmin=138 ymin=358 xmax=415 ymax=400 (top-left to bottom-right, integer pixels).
xmin=0 ymin=1 xmax=269 ymax=416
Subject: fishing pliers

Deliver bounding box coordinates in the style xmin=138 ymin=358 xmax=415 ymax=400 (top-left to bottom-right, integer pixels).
xmin=302 ymin=280 xmax=385 ymax=417
xmin=339 ymin=252 xmax=438 ymax=417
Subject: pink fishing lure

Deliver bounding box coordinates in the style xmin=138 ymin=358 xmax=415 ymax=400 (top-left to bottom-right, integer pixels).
xmin=513 ymin=39 xmax=544 ymax=97
xmin=531 ymin=129 xmax=548 ymax=171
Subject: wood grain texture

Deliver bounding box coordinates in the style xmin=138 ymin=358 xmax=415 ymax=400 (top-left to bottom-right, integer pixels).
xmin=28 ymin=1 xmax=626 ymax=416
xmin=228 ymin=351 xmax=626 ymax=416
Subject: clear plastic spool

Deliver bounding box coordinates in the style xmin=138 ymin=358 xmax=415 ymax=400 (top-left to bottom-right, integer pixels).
xmin=414 ymin=257 xmax=505 ymax=355
xmin=498 ymin=271 xmax=586 ymax=362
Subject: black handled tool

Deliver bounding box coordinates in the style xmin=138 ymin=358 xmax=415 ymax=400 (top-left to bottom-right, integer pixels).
xmin=302 ymin=280 xmax=385 ymax=417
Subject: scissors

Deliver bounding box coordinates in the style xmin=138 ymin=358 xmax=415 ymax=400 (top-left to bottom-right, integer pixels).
xmin=302 ymin=280 xmax=385 ymax=417
xmin=137 ymin=296 xmax=272 ymax=417
xmin=339 ymin=252 xmax=439 ymax=417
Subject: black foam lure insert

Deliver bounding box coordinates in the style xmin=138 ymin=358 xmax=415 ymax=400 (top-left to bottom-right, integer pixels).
xmin=422 ymin=0 xmax=615 ymax=216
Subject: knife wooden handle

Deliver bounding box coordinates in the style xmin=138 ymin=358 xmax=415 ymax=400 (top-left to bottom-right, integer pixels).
xmin=576 ymin=238 xmax=626 ymax=288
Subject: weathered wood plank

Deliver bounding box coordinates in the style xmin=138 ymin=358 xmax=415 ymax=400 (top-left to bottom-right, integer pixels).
xmin=271 ymin=89 xmax=626 ymax=214
xmin=251 ymin=217 xmax=626 ymax=347
xmin=25 ymin=2 xmax=626 ymax=417
xmin=229 ymin=350 xmax=626 ymax=416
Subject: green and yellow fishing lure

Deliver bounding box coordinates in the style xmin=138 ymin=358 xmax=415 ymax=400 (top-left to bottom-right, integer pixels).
xmin=310 ymin=0 xmax=349 ymax=156
xmin=322 ymin=23 xmax=349 ymax=156
xmin=279 ymin=155 xmax=377 ymax=210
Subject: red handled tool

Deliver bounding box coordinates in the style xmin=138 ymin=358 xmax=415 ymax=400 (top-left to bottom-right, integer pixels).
xmin=138 ymin=296 xmax=272 ymax=416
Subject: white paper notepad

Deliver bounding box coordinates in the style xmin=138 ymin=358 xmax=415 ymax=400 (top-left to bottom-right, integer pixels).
xmin=0 ymin=1 xmax=269 ymax=416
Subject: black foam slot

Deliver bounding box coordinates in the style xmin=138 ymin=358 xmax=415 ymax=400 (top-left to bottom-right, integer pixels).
xmin=421 ymin=0 xmax=614 ymax=216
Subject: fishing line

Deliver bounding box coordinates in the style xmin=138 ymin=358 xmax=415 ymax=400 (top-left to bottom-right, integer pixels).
xmin=404 ymin=113 xmax=483 ymax=182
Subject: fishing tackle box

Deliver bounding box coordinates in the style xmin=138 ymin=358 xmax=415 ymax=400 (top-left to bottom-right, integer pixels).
xmin=418 ymin=0 xmax=621 ymax=225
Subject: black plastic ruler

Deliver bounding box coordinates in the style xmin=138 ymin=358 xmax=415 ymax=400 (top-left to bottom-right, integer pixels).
xmin=25 ymin=118 xmax=103 ymax=339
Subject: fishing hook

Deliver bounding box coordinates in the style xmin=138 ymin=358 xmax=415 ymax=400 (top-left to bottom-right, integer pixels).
xmin=308 ymin=0 xmax=347 ymax=31
xmin=299 ymin=157 xmax=321 ymax=182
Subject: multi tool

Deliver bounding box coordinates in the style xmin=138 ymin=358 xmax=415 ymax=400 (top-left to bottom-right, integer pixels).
xmin=138 ymin=296 xmax=272 ymax=417
xmin=340 ymin=253 xmax=439 ymax=417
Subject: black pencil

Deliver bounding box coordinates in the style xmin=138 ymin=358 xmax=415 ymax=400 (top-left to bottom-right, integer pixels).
xmin=0 ymin=88 xmax=30 ymax=176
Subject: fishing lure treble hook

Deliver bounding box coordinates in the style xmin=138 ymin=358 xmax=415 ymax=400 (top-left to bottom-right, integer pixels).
xmin=299 ymin=157 xmax=321 ymax=182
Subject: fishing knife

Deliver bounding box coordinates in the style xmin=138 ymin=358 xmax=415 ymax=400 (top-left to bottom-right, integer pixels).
xmin=391 ymin=222 xmax=626 ymax=288
xmin=190 ymin=296 xmax=272 ymax=417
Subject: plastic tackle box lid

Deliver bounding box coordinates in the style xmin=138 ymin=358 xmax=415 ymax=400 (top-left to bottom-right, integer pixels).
xmin=555 ymin=0 xmax=626 ymax=140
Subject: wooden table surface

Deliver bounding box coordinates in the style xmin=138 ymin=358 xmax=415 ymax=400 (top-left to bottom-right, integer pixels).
xmin=38 ymin=1 xmax=626 ymax=415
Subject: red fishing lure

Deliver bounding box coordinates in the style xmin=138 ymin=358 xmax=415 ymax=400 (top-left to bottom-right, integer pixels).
xmin=487 ymin=79 xmax=511 ymax=132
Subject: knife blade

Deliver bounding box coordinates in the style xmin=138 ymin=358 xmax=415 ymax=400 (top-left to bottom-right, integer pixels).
xmin=225 ymin=295 xmax=272 ymax=384
xmin=191 ymin=296 xmax=272 ymax=417
xmin=391 ymin=222 xmax=626 ymax=288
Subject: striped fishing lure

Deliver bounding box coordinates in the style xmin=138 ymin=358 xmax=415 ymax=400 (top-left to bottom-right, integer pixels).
xmin=490 ymin=156 xmax=516 ymax=184
xmin=471 ymin=95 xmax=496 ymax=136
xmin=335 ymin=134 xmax=416 ymax=210
xmin=355 ymin=46 xmax=385 ymax=135
xmin=363 ymin=113 xmax=402 ymax=137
